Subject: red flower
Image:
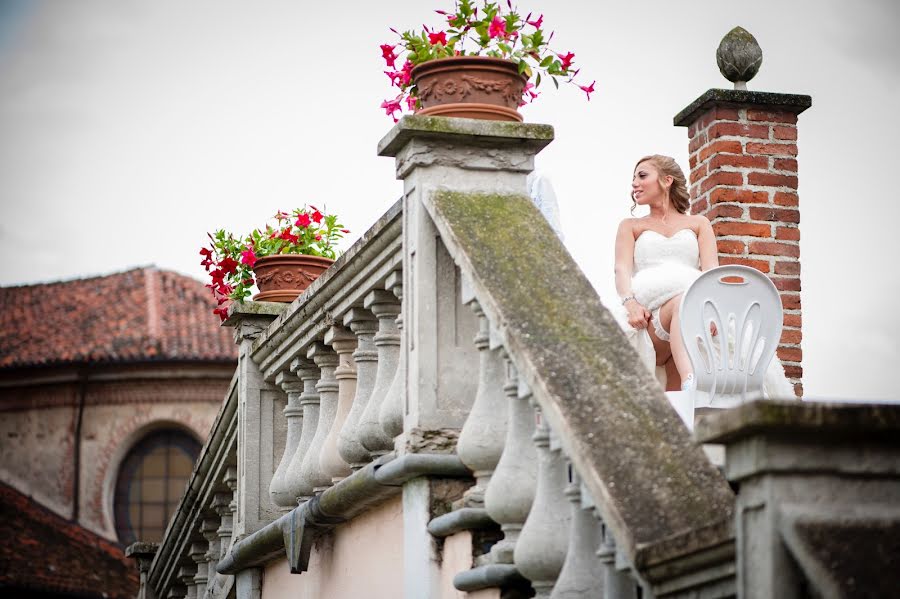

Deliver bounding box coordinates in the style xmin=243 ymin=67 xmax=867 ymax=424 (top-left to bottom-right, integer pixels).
xmin=526 ymin=13 xmax=543 ymax=28
xmin=341 ymin=229 xmax=350 ymax=233
xmin=213 ymin=304 xmax=230 ymax=321
xmin=279 ymin=228 xmax=299 ymax=243
xmin=311 ymin=210 xmax=323 ymax=224
xmin=558 ymin=51 xmax=575 ymax=71
xmin=218 ymin=256 xmax=239 ymax=275
xmin=315 ymin=234 xmax=322 ymax=241
xmin=380 ymin=43 xmax=398 ymax=68
xmin=428 ymin=31 xmax=448 ymax=46
xmin=240 ymin=247 xmax=257 ymax=267
xmin=295 ymin=213 xmax=312 ymax=228
xmin=578 ymin=80 xmax=596 ymax=100
xmin=381 ymin=97 xmax=403 ymax=122
xmin=488 ymin=16 xmax=506 ymax=39
xmin=200 ymin=247 xmax=214 ymax=269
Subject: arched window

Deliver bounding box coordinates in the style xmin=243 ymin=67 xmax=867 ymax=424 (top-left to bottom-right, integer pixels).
xmin=114 ymin=429 xmax=201 ymax=545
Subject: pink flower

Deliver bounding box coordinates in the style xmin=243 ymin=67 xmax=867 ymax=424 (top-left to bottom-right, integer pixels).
xmin=428 ymin=31 xmax=448 ymax=46
xmin=578 ymin=80 xmax=596 ymax=100
xmin=385 ymin=70 xmax=401 ymax=87
xmin=273 ymin=210 xmax=290 ymax=221
xmin=405 ymin=95 xmax=417 ymax=111
xmin=295 ymin=213 xmax=312 ymax=228
xmin=558 ymin=51 xmax=575 ymax=71
xmin=314 ymin=234 xmax=322 ymax=241
xmin=526 ymin=13 xmax=543 ymax=28
xmin=488 ymin=16 xmax=506 ymax=39
xmin=519 ymin=82 xmax=539 ymax=106
xmin=399 ymin=60 xmax=413 ymax=86
xmin=340 ymin=229 xmax=350 ymax=233
xmin=240 ymin=247 xmax=256 ymax=268
xmin=381 ymin=97 xmax=403 ymax=122
xmin=380 ymin=43 xmax=398 ymax=68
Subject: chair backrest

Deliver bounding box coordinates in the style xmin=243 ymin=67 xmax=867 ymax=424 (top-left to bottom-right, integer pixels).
xmin=679 ymin=265 xmax=782 ymax=407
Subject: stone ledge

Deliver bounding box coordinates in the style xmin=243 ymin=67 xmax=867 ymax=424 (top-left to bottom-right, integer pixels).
xmin=377 ymin=115 xmax=554 ymax=158
xmin=695 ymin=400 xmax=900 ymax=445
xmin=674 ymin=89 xmax=812 ymax=127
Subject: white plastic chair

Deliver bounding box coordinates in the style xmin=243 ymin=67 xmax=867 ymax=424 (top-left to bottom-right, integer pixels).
xmin=678 ymin=265 xmax=783 ymax=412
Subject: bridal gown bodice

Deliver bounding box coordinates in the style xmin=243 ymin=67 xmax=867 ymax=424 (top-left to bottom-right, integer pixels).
xmin=631 ymin=228 xmax=701 ymax=311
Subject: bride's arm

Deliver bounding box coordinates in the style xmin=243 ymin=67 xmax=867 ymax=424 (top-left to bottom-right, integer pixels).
xmin=697 ymin=216 xmax=719 ymax=271
xmin=615 ymin=220 xmax=650 ymax=329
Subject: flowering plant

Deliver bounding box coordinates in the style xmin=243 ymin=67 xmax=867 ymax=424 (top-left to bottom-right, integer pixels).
xmin=200 ymin=206 xmax=348 ymax=319
xmin=380 ymin=0 xmax=594 ymax=121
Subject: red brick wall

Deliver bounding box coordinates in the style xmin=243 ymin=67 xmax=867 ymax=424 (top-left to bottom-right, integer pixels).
xmin=685 ymin=105 xmax=803 ymax=397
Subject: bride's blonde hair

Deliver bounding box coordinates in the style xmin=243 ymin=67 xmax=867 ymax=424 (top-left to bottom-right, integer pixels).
xmin=632 ymin=155 xmax=690 ymax=214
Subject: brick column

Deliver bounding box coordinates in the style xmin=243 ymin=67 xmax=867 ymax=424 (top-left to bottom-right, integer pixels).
xmin=674 ymin=90 xmax=811 ymax=397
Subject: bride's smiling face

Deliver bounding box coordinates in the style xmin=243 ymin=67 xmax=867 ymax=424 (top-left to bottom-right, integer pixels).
xmin=632 ymin=161 xmax=670 ymax=206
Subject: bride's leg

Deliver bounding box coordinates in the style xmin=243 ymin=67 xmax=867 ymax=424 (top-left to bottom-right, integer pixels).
xmin=658 ymin=294 xmax=693 ymax=382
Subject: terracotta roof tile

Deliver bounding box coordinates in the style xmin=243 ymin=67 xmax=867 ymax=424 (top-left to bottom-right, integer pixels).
xmin=0 ymin=482 xmax=139 ymax=598
xmin=0 ymin=267 xmax=237 ymax=369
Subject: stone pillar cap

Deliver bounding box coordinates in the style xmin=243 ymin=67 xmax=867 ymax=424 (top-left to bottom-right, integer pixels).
xmin=377 ymin=115 xmax=554 ymax=157
xmin=674 ymin=88 xmax=812 ymax=127
xmin=696 ymin=400 xmax=900 ymax=444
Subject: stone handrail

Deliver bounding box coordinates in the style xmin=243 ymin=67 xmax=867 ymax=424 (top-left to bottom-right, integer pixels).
xmin=137 ymin=117 xmax=739 ymax=598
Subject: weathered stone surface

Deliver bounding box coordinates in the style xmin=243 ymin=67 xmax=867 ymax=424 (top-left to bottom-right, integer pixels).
xmin=716 ymin=26 xmax=763 ymax=88
xmin=673 ymin=89 xmax=812 ymax=128
xmin=424 ymin=189 xmax=735 ymax=566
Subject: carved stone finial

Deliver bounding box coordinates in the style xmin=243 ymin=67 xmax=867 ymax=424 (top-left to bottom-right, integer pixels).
xmin=716 ymin=26 xmax=762 ymax=90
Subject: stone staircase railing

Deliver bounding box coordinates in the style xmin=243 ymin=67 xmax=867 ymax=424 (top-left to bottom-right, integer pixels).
xmin=138 ymin=117 xmax=874 ymax=599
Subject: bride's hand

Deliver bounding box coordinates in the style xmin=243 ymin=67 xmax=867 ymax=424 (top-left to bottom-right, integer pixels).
xmin=624 ymin=299 xmax=651 ymax=330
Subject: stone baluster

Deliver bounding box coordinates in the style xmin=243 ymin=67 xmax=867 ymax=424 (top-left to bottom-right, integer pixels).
xmin=188 ymin=540 xmax=208 ymax=598
xmin=303 ymin=342 xmax=339 ymax=494
xmin=214 ymin=492 xmax=233 ymax=561
xmin=597 ymin=520 xmax=638 ymax=599
xmin=515 ymin=412 xmax=571 ymax=598
xmin=550 ymin=468 xmax=605 ymax=598
xmin=223 ymin=466 xmax=238 ymax=556
xmin=358 ymin=290 xmax=401 ymax=457
xmin=484 ymin=360 xmax=538 ymax=564
xmin=379 ymin=270 xmax=404 ymax=439
xmin=456 ymin=301 xmax=507 ymax=506
xmin=337 ymin=308 xmax=378 ymax=469
xmin=269 ymin=371 xmax=304 ymax=508
xmin=200 ymin=516 xmax=221 ymax=588
xmin=286 ymin=358 xmax=320 ymax=503
xmin=177 ymin=564 xmax=197 ymax=599
xmin=320 ymin=325 xmax=356 ymax=484
xmin=165 ymin=585 xmax=186 ymax=599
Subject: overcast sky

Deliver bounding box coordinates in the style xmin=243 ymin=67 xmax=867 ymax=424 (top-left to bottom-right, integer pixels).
xmin=1 ymin=0 xmax=898 ymax=400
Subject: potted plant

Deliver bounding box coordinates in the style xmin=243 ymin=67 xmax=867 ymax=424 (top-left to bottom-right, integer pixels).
xmin=200 ymin=206 xmax=349 ymax=320
xmin=380 ymin=0 xmax=594 ymax=122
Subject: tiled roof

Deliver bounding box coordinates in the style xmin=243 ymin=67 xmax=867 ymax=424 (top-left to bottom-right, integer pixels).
xmin=0 ymin=482 xmax=139 ymax=599
xmin=0 ymin=267 xmax=237 ymax=369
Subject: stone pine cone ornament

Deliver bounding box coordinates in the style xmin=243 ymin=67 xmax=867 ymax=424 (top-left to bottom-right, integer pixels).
xmin=716 ymin=26 xmax=762 ymax=90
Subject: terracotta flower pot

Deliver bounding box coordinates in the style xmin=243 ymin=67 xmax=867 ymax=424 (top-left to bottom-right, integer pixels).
xmin=252 ymin=254 xmax=334 ymax=303
xmin=412 ymin=56 xmax=527 ymax=122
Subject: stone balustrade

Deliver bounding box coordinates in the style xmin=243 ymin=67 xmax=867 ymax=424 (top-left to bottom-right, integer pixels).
xmin=134 ymin=117 xmax=897 ymax=599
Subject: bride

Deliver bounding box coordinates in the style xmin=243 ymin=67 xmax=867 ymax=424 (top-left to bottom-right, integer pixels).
xmin=614 ymin=155 xmax=716 ymax=392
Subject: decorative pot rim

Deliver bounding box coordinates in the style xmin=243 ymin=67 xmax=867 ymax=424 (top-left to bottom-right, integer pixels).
xmin=253 ymin=254 xmax=335 ymax=265
xmin=411 ymin=55 xmax=527 ymax=79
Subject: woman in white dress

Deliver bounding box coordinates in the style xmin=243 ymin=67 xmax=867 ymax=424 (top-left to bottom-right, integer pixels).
xmin=614 ymin=155 xmax=716 ymax=391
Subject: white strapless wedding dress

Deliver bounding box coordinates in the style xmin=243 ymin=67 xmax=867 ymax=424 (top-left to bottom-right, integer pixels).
xmin=608 ymin=228 xmax=794 ymax=398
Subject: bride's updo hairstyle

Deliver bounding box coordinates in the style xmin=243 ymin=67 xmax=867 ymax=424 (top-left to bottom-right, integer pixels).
xmin=633 ymin=154 xmax=691 ymax=214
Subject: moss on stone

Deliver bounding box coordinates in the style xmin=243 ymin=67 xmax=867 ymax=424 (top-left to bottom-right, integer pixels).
xmin=430 ymin=189 xmax=735 ymax=548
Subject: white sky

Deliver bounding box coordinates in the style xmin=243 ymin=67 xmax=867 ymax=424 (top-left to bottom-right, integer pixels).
xmin=1 ymin=0 xmax=898 ymax=400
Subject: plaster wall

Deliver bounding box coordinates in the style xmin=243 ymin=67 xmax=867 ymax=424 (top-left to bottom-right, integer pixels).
xmin=440 ymin=530 xmax=478 ymax=599
xmin=262 ymin=495 xmax=403 ymax=599
xmin=0 ymin=390 xmax=77 ymax=518
xmin=80 ymin=399 xmax=219 ymax=538
xmin=0 ymin=369 xmax=230 ymax=541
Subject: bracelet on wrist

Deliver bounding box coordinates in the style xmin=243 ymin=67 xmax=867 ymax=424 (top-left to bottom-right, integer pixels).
xmin=621 ymin=295 xmax=636 ymax=305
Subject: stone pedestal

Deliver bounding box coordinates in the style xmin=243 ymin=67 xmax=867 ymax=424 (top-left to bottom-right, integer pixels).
xmin=697 ymin=400 xmax=900 ymax=599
